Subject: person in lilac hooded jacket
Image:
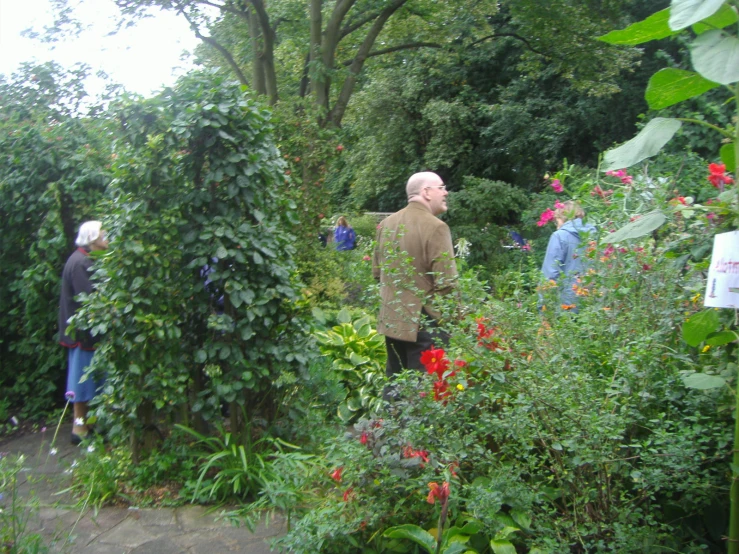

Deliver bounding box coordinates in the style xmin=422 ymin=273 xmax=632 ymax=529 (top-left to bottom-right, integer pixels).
xmin=541 ymin=201 xmax=596 ymax=310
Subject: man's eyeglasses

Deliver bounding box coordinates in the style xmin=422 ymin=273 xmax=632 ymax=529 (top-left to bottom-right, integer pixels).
xmin=424 ymin=185 xmax=447 ymax=191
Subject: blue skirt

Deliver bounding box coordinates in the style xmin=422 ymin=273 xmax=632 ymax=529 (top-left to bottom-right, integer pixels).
xmin=65 ymin=347 xmax=105 ymax=403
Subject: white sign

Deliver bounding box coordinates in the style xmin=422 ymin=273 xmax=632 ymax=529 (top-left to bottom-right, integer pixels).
xmin=704 ymin=230 xmax=739 ymax=308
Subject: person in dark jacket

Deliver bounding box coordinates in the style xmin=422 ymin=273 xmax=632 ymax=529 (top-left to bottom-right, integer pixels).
xmin=333 ymin=216 xmax=356 ymax=251
xmin=59 ymin=221 xmax=108 ymax=444
xmin=541 ymin=201 xmax=596 ymax=311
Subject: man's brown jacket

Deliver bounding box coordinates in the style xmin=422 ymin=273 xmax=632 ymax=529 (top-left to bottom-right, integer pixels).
xmin=372 ymin=201 xmax=457 ymax=342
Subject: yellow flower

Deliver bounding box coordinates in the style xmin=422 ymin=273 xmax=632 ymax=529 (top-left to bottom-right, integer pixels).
xmin=456 ymin=384 xmax=465 ymax=391
xmin=702 ymin=345 xmax=711 ymax=353
xmin=691 ymin=293 xmax=701 ymax=303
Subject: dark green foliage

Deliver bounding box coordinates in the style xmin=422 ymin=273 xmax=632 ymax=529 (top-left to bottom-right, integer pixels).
xmin=447 ymin=177 xmax=530 ymax=273
xmin=76 ymin=70 xmax=312 ymax=454
xmin=0 ymin=62 xmax=112 ymax=417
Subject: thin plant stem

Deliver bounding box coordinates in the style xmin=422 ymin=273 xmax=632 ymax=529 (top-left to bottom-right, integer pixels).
xmin=45 ymin=399 xmax=71 ymax=465
xmin=728 ymin=338 xmax=739 ymax=554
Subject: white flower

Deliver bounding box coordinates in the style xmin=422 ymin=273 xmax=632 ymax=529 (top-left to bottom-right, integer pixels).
xmin=87 ymin=445 xmax=95 ymax=453
xmin=74 ymin=418 xmax=85 ymax=426
xmin=50 ymin=448 xmax=58 ymax=456
xmin=70 ymin=460 xmax=78 ymax=468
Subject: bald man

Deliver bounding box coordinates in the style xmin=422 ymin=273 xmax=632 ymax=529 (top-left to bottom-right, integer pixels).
xmin=372 ymin=172 xmax=458 ymax=387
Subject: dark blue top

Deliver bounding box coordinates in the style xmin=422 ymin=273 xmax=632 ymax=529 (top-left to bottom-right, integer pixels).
xmin=334 ymin=225 xmax=356 ymax=251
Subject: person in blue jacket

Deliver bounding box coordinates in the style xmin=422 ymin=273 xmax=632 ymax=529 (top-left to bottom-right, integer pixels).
xmin=334 ymin=216 xmax=356 ymax=251
xmin=541 ymin=201 xmax=596 ymax=310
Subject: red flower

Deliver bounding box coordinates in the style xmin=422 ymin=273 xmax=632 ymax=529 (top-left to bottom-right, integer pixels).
xmin=403 ymin=446 xmax=430 ymax=464
xmin=454 ymin=359 xmax=467 ymax=369
xmin=708 ymin=163 xmax=733 ymax=190
xmin=359 ymin=432 xmax=369 ymax=445
xmin=420 ymin=347 xmax=450 ymax=380
xmin=330 ymin=467 xmax=343 ymax=482
xmin=343 ymin=487 xmax=354 ymax=502
xmin=642 ymin=264 xmax=652 ymax=271
xmin=477 ymin=320 xmax=501 ymax=350
xmin=433 ymin=379 xmax=451 ymax=402
xmin=426 ymin=481 xmax=450 ymax=505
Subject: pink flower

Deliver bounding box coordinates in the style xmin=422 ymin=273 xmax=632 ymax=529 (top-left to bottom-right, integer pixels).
xmin=591 ymin=185 xmax=614 ymax=198
xmin=537 ymin=208 xmax=555 ymax=227
xmin=65 ymin=391 xmax=75 ymax=401
xmin=602 ymin=245 xmax=615 ymax=258
xmin=707 ymin=212 xmax=716 ymax=221
xmin=550 ymin=179 xmax=563 ymax=193
xmin=362 ymin=255 xmax=371 ymax=261
xmin=521 ymin=243 xmax=531 ymax=251
xmin=606 ymin=169 xmax=626 ymax=178
xmin=554 ymin=200 xmax=565 ymax=209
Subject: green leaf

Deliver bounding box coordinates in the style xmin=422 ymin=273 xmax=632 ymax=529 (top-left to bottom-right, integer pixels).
xmin=669 ymin=0 xmax=725 ymax=30
xmin=691 ymin=30 xmax=739 ymax=85
xmin=494 ymin=526 xmax=521 ymax=540
xmin=705 ymin=330 xmax=739 ymax=346
xmin=490 ymin=539 xmax=518 ymax=554
xmin=511 ymin=509 xmax=532 ymax=530
xmin=646 ymin=68 xmax=719 ymax=109
xmin=682 ymin=309 xmax=721 ymax=346
xmin=692 ymin=3 xmax=739 ymax=34
xmin=216 ymin=246 xmax=228 ymax=259
xmin=194 ymin=349 xmax=207 ymax=363
xmin=720 ymin=143 xmax=736 ymax=172
xmin=337 ymin=308 xmax=352 ymax=324
xmin=683 ymin=373 xmax=726 ymax=389
xmin=349 ymin=351 xmax=371 ymax=366
xmin=442 ymin=543 xmax=470 ymax=554
xmin=599 ymin=9 xmax=675 ymax=45
xmin=601 ymin=211 xmax=667 ymax=243
xmin=602 ymin=118 xmax=682 ymax=171
xmin=383 ymin=525 xmax=436 ymax=553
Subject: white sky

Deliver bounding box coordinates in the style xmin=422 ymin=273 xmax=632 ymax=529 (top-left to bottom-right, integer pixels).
xmin=0 ymin=0 xmax=202 ymax=97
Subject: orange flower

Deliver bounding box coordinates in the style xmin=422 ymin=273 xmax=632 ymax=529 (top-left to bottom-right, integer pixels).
xmin=561 ymin=304 xmax=576 ymax=310
xmin=426 ymin=481 xmax=450 ymax=504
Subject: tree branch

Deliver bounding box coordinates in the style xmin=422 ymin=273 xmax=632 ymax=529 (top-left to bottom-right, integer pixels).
xmin=340 ymin=41 xmax=442 ymax=65
xmin=178 ymin=8 xmax=250 ymax=87
xmin=473 ymin=32 xmax=549 ymax=57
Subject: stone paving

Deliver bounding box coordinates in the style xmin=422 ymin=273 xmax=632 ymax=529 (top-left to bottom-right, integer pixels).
xmin=2 ymin=424 xmax=286 ymax=553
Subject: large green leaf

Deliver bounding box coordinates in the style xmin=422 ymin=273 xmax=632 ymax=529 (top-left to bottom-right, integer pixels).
xmin=646 ymin=68 xmax=719 ymax=109
xmin=601 ymin=211 xmax=667 ymax=244
xmin=691 ymin=30 xmax=739 ymax=85
xmin=705 ymin=330 xmax=739 ymax=346
xmin=669 ymin=0 xmax=725 ymax=30
xmin=599 ymin=9 xmax=675 ymax=45
xmin=683 ymin=373 xmax=726 ymax=389
xmin=383 ymin=525 xmax=436 ymax=553
xmin=692 ymin=3 xmax=738 ymax=34
xmin=490 ymin=539 xmax=518 ymax=554
xmin=602 ymin=118 xmax=682 ymax=171
xmin=682 ymin=309 xmax=721 ymax=346
xmin=720 ymin=143 xmax=736 ymax=172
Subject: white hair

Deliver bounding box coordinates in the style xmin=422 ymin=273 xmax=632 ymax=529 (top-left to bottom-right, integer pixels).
xmin=75 ymin=221 xmax=103 ymax=248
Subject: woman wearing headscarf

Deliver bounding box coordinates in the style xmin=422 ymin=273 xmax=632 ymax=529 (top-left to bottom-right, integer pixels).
xmin=59 ymin=220 xmax=108 ymax=444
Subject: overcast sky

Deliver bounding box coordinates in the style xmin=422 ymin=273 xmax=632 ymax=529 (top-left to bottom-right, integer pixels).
xmin=0 ymin=0 xmax=202 ymax=97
